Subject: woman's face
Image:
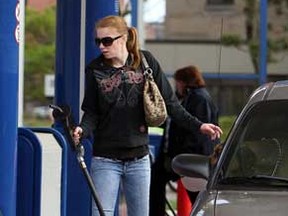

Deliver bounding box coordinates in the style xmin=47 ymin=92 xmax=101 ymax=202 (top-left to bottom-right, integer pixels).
xmin=175 ymin=80 xmax=186 ymax=97
xmin=96 ymin=27 xmax=127 ymax=59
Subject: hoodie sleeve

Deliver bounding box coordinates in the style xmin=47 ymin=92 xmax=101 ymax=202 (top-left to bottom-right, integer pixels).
xmin=141 ymin=50 xmax=203 ymax=132
xmin=79 ymin=67 xmax=99 ymax=137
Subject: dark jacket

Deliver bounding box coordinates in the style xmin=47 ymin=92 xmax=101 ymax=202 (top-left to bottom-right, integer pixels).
xmin=79 ymin=50 xmax=203 ymax=159
xmin=168 ymin=87 xmax=220 ymax=159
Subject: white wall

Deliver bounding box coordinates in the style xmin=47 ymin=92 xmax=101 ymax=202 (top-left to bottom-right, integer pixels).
xmin=145 ymin=42 xmax=254 ymax=75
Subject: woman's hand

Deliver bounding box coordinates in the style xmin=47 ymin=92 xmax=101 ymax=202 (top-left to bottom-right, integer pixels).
xmin=200 ymin=123 xmax=223 ymax=140
xmin=73 ymin=126 xmax=83 ymax=145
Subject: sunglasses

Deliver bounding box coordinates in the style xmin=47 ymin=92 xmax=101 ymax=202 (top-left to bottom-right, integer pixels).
xmin=94 ymin=35 xmax=123 ymax=47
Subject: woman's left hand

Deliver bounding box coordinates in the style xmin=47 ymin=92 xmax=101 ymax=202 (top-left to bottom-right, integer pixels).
xmin=200 ymin=123 xmax=223 ymax=140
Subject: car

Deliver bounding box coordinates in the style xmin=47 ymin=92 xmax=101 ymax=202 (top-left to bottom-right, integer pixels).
xmin=172 ymin=80 xmax=288 ymax=216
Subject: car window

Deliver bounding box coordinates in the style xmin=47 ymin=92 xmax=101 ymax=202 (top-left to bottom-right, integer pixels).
xmin=223 ymin=100 xmax=288 ymax=183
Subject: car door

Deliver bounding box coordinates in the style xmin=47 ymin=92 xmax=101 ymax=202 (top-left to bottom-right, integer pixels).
xmin=210 ymin=100 xmax=288 ymax=216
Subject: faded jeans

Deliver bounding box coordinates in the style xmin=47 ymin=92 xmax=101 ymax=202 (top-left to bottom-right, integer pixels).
xmin=90 ymin=155 xmax=151 ymax=216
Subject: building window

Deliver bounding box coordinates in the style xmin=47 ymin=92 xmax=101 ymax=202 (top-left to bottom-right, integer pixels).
xmin=207 ymin=0 xmax=234 ymax=5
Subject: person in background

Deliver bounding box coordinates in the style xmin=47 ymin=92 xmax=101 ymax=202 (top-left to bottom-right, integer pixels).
xmin=73 ymin=15 xmax=222 ymax=216
xmin=150 ymin=65 xmax=220 ymax=216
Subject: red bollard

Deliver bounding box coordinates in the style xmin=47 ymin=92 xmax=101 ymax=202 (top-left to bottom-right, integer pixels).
xmin=177 ymin=180 xmax=192 ymax=216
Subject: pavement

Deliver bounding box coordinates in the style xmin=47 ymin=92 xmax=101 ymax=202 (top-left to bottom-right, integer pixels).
xmin=118 ymin=182 xmax=177 ymax=216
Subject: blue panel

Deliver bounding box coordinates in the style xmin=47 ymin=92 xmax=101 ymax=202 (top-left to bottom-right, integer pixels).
xmin=130 ymin=0 xmax=138 ymax=28
xmin=17 ymin=128 xmax=42 ymax=216
xmin=149 ymin=134 xmax=163 ymax=162
xmin=85 ymin=0 xmax=119 ymax=64
xmin=42 ymin=125 xmax=93 ymax=216
xmin=18 ymin=127 xmax=73 ymax=216
xmin=202 ymin=73 xmax=259 ymax=80
xmin=29 ymin=127 xmax=69 ymax=216
xmin=259 ymin=0 xmax=267 ymax=84
xmin=0 ymin=0 xmax=19 ymax=215
xmin=17 ymin=135 xmax=35 ymax=216
xmin=65 ymin=138 xmax=93 ymax=216
xmin=55 ymin=0 xmax=82 ymax=123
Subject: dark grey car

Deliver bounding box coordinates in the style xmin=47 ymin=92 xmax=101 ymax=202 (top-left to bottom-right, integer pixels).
xmin=172 ymin=80 xmax=288 ymax=216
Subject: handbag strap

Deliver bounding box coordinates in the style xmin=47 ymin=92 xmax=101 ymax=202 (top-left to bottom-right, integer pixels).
xmin=141 ymin=52 xmax=153 ymax=79
xmin=141 ymin=52 xmax=149 ymax=70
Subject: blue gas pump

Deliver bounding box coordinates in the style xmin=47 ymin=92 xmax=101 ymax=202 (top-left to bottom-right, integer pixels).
xmin=0 ymin=0 xmax=19 ymax=215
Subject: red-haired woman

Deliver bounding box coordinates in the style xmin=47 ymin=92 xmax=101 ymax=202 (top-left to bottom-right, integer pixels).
xmin=73 ymin=15 xmax=222 ymax=216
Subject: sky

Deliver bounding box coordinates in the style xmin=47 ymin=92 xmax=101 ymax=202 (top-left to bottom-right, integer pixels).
xmin=143 ymin=0 xmax=166 ymax=23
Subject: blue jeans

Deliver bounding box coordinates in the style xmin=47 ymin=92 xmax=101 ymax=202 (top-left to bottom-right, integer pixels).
xmin=90 ymin=155 xmax=151 ymax=216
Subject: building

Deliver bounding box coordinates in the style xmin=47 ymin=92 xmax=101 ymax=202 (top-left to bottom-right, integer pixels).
xmin=145 ymin=0 xmax=288 ymax=115
xmin=24 ymin=0 xmax=288 ymax=115
xmin=26 ymin=0 xmax=56 ymax=11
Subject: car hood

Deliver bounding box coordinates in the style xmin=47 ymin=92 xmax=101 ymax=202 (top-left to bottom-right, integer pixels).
xmin=214 ymin=190 xmax=288 ymax=216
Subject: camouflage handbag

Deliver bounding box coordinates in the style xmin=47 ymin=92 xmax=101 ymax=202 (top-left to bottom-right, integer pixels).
xmin=142 ymin=53 xmax=167 ymax=127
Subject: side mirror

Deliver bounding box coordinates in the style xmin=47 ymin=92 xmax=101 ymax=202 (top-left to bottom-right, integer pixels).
xmin=172 ymin=154 xmax=210 ymax=191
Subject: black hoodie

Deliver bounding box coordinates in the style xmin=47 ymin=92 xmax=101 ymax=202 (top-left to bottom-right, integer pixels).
xmin=80 ymin=50 xmax=202 ymax=160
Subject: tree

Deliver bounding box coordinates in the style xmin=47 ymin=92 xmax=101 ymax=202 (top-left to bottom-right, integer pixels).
xmin=222 ymin=0 xmax=288 ymax=73
xmin=24 ymin=6 xmax=56 ymax=103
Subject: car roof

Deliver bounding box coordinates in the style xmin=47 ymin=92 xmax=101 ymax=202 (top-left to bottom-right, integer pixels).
xmin=229 ymin=80 xmax=288 ymax=140
xmin=247 ymin=80 xmax=288 ymax=106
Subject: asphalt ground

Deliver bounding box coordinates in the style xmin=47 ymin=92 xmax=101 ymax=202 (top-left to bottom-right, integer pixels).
xmin=118 ymin=182 xmax=177 ymax=216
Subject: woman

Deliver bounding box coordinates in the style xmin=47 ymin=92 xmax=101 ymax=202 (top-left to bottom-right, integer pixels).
xmin=171 ymin=65 xmax=220 ymax=202
xmin=73 ymin=16 xmax=222 ymax=216
xmin=170 ymin=65 xmax=220 ymax=157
